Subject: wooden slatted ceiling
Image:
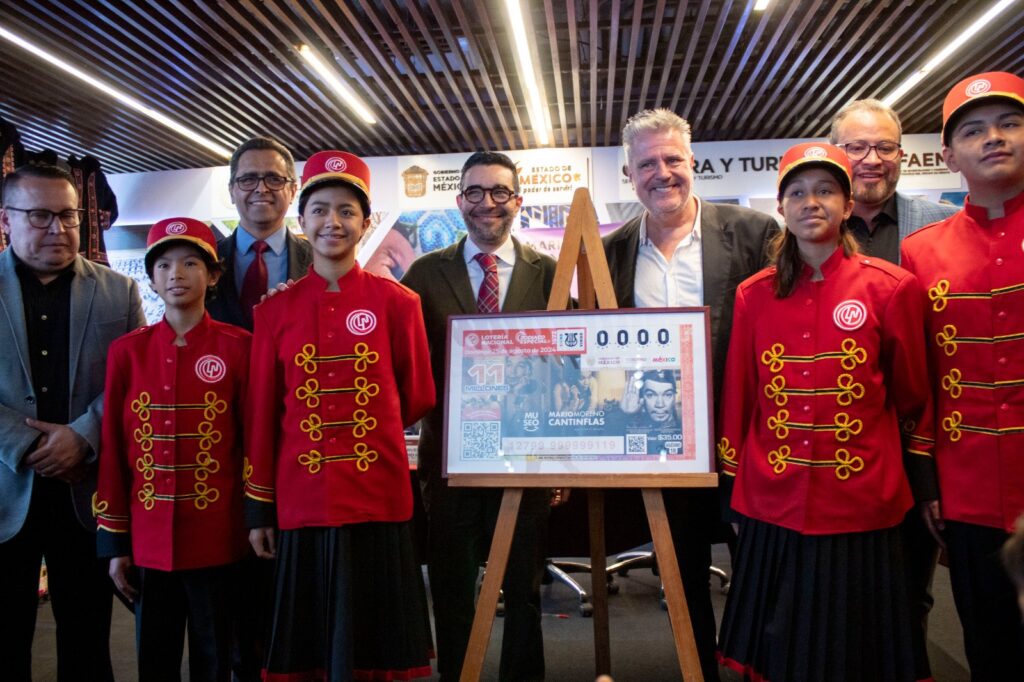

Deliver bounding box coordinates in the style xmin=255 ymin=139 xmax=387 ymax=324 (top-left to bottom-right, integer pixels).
xmin=1 ymin=0 xmax=1023 ymax=175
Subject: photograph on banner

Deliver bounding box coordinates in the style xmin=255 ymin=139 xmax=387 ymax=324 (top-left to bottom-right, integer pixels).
xmin=444 ymin=309 xmax=713 ymax=477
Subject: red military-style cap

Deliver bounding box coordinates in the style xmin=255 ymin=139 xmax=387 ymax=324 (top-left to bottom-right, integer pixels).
xmin=942 ymin=71 xmax=1024 ymax=145
xmin=145 ymin=217 xmax=219 ymax=273
xmin=777 ymin=142 xmax=854 ymax=195
xmin=299 ymin=150 xmax=371 ymax=208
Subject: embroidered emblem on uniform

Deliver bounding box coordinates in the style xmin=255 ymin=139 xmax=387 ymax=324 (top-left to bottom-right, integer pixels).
xmin=325 ymin=156 xmax=348 ymax=172
xmin=965 ymin=78 xmax=991 ymax=97
xmin=833 ymin=300 xmax=867 ymax=331
xmin=195 ymin=355 xmax=227 ymax=383
xmin=346 ymin=309 xmax=377 ymax=335
xmin=803 ymin=146 xmax=828 ymax=158
xmin=165 ymin=221 xmax=188 ymax=234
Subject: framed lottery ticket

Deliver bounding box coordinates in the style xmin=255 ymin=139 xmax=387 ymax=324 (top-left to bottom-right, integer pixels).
xmin=443 ymin=308 xmax=716 ymax=487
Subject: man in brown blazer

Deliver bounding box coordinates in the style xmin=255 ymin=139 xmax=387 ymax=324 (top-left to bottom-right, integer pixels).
xmin=402 ymin=151 xmax=556 ymax=681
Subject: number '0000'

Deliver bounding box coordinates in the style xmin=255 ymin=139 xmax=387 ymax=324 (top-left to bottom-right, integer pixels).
xmin=595 ymin=328 xmax=670 ymax=346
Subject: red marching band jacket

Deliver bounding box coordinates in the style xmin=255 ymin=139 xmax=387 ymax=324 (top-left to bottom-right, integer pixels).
xmin=244 ymin=265 xmax=435 ymax=530
xmin=717 ymin=248 xmax=936 ymax=535
xmin=95 ymin=314 xmax=252 ymax=570
xmin=901 ymin=191 xmax=1024 ymax=532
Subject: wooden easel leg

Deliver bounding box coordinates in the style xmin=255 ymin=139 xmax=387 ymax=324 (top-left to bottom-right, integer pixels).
xmin=642 ymin=488 xmax=704 ymax=681
xmin=459 ymin=488 xmax=523 ymax=682
xmin=588 ymin=489 xmax=611 ymax=676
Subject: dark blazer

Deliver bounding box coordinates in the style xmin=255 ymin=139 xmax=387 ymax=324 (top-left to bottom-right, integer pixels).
xmin=603 ymin=201 xmax=777 ymax=408
xmin=207 ymin=228 xmax=313 ymax=330
xmin=401 ymin=236 xmax=557 ymax=481
xmin=0 ymin=252 xmax=145 ymax=541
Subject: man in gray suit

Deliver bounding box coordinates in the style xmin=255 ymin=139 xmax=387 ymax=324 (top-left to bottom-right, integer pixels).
xmin=208 ymin=136 xmax=313 ymax=331
xmin=603 ymin=108 xmax=777 ymax=681
xmin=0 ymin=164 xmax=144 ymax=681
xmin=402 ymin=151 xmax=555 ymax=681
xmin=828 ymin=98 xmax=957 ymax=682
xmin=828 ymin=99 xmax=957 ymax=262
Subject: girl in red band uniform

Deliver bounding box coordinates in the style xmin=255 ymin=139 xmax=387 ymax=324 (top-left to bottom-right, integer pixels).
xmin=716 ymin=143 xmax=935 ymax=682
xmin=244 ymin=151 xmax=435 ymax=681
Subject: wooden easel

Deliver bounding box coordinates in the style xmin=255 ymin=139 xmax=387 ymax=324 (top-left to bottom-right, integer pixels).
xmin=456 ymin=188 xmax=705 ymax=681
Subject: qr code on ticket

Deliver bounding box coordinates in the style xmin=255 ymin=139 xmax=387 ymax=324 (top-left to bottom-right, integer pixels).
xmin=626 ymin=433 xmax=647 ymax=455
xmin=462 ymin=421 xmax=501 ymax=459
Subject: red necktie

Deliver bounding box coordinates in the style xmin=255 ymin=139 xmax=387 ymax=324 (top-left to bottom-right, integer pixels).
xmin=474 ymin=252 xmax=499 ymax=313
xmin=240 ymin=240 xmax=269 ymax=326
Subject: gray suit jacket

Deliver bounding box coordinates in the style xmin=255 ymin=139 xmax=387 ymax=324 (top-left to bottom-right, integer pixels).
xmin=207 ymin=228 xmax=313 ymax=330
xmin=0 ymin=251 xmax=145 ymax=541
xmin=401 ymin=236 xmax=557 ymax=481
xmin=895 ymin=192 xmax=958 ymax=251
xmin=603 ymin=201 xmax=777 ymax=409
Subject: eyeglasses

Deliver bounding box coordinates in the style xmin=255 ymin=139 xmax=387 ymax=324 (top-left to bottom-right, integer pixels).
xmin=460 ymin=186 xmax=516 ymax=204
xmin=4 ymin=207 xmax=84 ymax=229
xmin=837 ymin=141 xmax=902 ymax=161
xmin=232 ymin=174 xmax=293 ymax=191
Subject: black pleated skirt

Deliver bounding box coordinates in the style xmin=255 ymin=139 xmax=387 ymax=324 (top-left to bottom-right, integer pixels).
xmin=718 ymin=517 xmax=917 ymax=682
xmin=263 ymin=521 xmax=433 ymax=682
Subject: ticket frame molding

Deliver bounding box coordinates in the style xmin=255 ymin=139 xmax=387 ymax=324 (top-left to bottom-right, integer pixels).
xmin=443 ymin=308 xmax=716 ymax=488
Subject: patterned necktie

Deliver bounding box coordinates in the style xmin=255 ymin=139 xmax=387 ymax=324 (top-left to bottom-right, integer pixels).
xmin=474 ymin=252 xmax=499 ymax=313
xmin=239 ymin=240 xmax=269 ymax=326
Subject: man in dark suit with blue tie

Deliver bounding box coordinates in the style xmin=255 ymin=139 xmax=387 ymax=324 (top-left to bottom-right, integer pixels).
xmin=402 ymin=151 xmax=555 ymax=681
xmin=208 ymin=137 xmax=313 ymax=331
xmin=603 ymin=109 xmax=777 ymax=681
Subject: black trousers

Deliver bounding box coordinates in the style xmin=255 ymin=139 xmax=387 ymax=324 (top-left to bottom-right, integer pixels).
xmin=900 ymin=507 xmax=940 ymax=680
xmin=0 ymin=475 xmax=113 ymax=682
xmin=135 ymin=564 xmax=235 ymax=682
xmin=944 ymin=520 xmax=1024 ymax=681
xmin=229 ymin=553 xmax=273 ymax=682
xmin=424 ymin=477 xmax=549 ymax=682
xmin=664 ymin=488 xmax=723 ymax=682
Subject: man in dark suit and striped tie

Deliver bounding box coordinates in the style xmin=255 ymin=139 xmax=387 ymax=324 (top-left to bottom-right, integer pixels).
xmin=402 ymin=151 xmax=556 ymax=681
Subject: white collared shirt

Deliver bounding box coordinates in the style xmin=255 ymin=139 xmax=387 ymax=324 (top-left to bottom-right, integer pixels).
xmin=634 ymin=198 xmax=705 ymax=308
xmin=464 ymin=237 xmax=517 ymax=311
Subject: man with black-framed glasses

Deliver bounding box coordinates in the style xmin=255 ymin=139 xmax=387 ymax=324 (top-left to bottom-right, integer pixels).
xmin=402 ymin=151 xmax=556 ymax=681
xmin=828 ymin=98 xmax=956 ymax=682
xmin=829 ymin=99 xmax=956 ymax=265
xmin=208 ymin=136 xmax=312 ymax=331
xmin=0 ymin=163 xmax=145 ymax=681
xmin=207 ymin=136 xmax=312 ymax=681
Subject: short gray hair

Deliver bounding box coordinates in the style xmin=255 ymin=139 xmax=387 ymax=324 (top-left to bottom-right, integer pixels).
xmin=622 ymin=109 xmax=692 ymax=165
xmin=828 ymin=99 xmax=903 ymax=144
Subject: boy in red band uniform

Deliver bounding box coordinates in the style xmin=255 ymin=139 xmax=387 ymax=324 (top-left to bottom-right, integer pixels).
xmin=245 ymin=150 xmax=435 ymax=681
xmin=716 ymin=143 xmax=935 ymax=682
xmin=95 ymin=217 xmax=251 ymax=680
xmin=900 ymin=70 xmax=1024 ymax=679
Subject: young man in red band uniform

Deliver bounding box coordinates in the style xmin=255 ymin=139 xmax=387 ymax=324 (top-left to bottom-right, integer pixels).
xmin=900 ymin=70 xmax=1024 ymax=679
xmin=245 ymin=150 xmax=435 ymax=681
xmin=716 ymin=143 xmax=935 ymax=682
xmin=95 ymin=217 xmax=251 ymax=680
